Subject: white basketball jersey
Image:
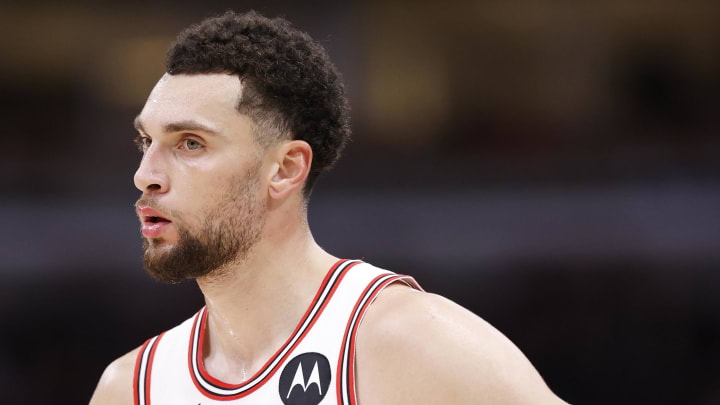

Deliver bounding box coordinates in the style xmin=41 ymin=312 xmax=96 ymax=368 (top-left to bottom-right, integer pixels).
xmin=133 ymin=259 xmax=422 ymax=405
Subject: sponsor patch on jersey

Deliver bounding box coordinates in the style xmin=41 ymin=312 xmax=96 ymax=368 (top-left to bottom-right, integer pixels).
xmin=278 ymin=352 xmax=331 ymax=405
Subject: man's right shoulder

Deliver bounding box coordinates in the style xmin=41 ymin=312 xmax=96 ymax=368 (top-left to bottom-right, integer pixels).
xmin=88 ymin=345 xmax=142 ymax=405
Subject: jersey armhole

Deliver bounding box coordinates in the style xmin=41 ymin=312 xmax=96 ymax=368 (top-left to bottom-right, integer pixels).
xmin=336 ymin=274 xmax=423 ymax=405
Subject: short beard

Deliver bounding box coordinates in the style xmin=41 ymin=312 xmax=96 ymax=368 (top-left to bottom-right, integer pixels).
xmin=140 ymin=163 xmax=265 ymax=284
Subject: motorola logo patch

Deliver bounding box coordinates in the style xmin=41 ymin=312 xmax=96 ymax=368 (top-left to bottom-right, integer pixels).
xmin=278 ymin=352 xmax=331 ymax=405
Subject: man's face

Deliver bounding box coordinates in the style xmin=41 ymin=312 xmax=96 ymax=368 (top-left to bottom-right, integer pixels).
xmin=133 ymin=73 xmax=266 ymax=283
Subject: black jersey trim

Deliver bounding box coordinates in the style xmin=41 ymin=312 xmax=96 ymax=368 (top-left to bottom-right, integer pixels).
xmin=337 ymin=274 xmax=422 ymax=405
xmin=134 ymin=333 xmax=164 ymax=405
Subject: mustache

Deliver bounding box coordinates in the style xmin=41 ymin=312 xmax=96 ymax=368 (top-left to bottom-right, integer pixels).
xmin=135 ymin=198 xmax=187 ymax=227
xmin=135 ymin=198 xmax=175 ymax=218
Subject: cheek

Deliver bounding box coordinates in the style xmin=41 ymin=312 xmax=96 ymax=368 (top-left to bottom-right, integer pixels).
xmin=179 ymin=173 xmax=236 ymax=211
xmin=170 ymin=152 xmax=263 ymax=211
xmin=175 ymin=160 xmax=230 ymax=195
xmin=166 ymin=175 xmax=216 ymax=222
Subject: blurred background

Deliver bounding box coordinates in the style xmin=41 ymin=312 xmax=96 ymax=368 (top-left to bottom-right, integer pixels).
xmin=1 ymin=0 xmax=719 ymax=403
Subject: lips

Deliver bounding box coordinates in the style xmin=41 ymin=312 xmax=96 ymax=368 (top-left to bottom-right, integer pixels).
xmin=137 ymin=206 xmax=173 ymax=238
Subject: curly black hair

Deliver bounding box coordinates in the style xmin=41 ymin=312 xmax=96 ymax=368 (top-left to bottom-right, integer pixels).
xmin=166 ymin=10 xmax=351 ymax=197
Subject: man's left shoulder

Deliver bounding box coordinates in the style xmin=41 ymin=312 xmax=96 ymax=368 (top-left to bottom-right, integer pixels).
xmin=354 ymin=283 xmax=568 ymax=405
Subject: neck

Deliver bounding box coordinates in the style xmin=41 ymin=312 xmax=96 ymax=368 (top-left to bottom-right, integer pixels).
xmin=195 ymin=217 xmax=338 ymax=383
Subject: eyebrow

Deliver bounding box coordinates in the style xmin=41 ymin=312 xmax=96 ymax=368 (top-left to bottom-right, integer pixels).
xmin=133 ymin=115 xmax=144 ymax=132
xmin=133 ymin=116 xmax=220 ymax=136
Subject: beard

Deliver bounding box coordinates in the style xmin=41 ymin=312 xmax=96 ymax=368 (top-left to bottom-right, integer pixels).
xmin=138 ymin=162 xmax=265 ymax=284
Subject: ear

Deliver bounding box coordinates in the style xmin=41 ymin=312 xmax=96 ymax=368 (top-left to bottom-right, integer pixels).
xmin=268 ymin=140 xmax=313 ymax=200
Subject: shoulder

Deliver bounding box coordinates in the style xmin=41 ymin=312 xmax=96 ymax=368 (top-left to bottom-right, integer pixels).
xmin=88 ymin=345 xmax=142 ymax=405
xmin=355 ymin=283 xmax=567 ymax=405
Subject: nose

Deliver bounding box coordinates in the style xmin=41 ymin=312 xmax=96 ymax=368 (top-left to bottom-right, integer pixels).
xmin=134 ymin=145 xmax=170 ymax=194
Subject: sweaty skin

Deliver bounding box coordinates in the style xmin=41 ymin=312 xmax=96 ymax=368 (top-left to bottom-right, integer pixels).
xmin=89 ymin=74 xmax=567 ymax=405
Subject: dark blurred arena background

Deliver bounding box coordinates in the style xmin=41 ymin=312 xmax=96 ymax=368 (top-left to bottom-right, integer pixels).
xmin=1 ymin=1 xmax=719 ymax=403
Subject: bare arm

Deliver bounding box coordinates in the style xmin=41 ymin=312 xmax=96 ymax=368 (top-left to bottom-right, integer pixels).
xmin=89 ymin=346 xmax=141 ymax=405
xmin=355 ymin=285 xmax=568 ymax=405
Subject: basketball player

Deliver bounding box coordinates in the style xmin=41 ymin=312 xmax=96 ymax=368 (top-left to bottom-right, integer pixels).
xmin=90 ymin=10 xmax=567 ymax=405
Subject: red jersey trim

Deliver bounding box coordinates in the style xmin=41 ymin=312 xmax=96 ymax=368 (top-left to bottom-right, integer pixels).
xmin=133 ymin=332 xmax=166 ymax=405
xmin=336 ymin=274 xmax=423 ymax=405
xmin=133 ymin=338 xmax=151 ymax=405
xmin=188 ymin=258 xmax=362 ymax=400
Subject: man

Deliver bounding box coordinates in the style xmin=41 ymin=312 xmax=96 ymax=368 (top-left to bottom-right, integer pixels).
xmin=90 ymin=10 xmax=567 ymax=405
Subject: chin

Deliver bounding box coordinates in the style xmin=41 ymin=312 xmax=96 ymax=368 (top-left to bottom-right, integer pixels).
xmin=145 ymin=236 xmax=178 ymax=247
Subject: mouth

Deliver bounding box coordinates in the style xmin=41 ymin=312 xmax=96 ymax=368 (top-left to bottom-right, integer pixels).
xmin=144 ymin=215 xmax=171 ymax=224
xmin=137 ymin=206 xmax=174 ymax=238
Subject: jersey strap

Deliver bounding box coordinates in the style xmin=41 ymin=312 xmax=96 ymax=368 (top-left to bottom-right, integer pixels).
xmin=133 ymin=332 xmax=165 ymax=405
xmin=336 ymin=273 xmax=423 ymax=405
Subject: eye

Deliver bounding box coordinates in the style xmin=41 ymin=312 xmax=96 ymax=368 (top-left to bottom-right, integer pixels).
xmin=183 ymin=138 xmax=204 ymax=151
xmin=133 ymin=135 xmax=151 ymax=152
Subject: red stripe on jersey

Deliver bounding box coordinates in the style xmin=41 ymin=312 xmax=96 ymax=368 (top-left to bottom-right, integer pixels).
xmin=144 ymin=332 xmax=166 ymax=405
xmin=189 ymin=259 xmax=360 ymax=401
xmin=337 ymin=274 xmax=420 ymax=405
xmin=348 ymin=276 xmax=405 ymax=405
xmin=133 ymin=338 xmax=152 ymax=405
xmin=336 ymin=274 xmax=390 ymax=405
xmin=188 ymin=311 xmax=206 ymax=397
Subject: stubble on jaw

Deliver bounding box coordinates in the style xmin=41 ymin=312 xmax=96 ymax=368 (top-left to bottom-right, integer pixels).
xmin=139 ymin=161 xmax=266 ymax=284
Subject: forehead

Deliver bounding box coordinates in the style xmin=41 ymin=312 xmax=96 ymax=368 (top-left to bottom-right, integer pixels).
xmin=138 ymin=73 xmax=246 ymax=134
